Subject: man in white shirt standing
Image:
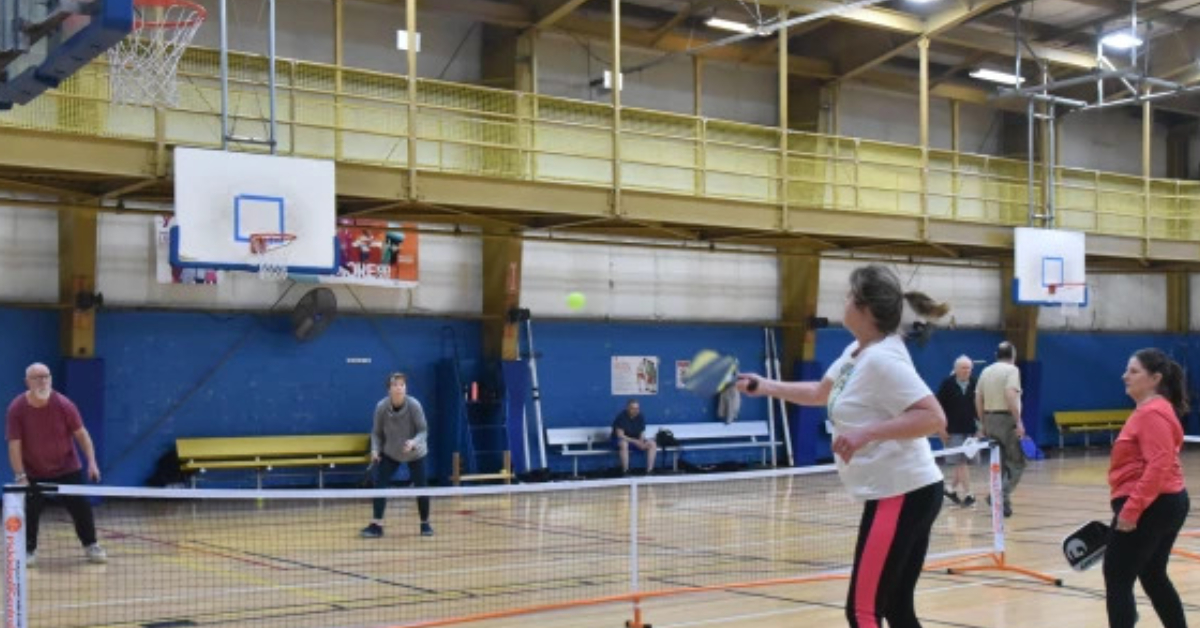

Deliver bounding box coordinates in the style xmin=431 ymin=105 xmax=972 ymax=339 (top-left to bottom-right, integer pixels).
xmin=975 ymin=341 xmax=1024 ymax=518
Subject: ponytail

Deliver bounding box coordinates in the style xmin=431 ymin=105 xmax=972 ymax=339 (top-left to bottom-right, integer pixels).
xmin=903 ymin=291 xmax=950 ymax=320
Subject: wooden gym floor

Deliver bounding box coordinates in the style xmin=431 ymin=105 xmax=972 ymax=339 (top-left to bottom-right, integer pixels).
xmin=22 ymin=449 xmax=1200 ymax=628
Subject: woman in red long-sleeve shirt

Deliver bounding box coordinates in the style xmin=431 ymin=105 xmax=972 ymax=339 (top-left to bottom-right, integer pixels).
xmin=1105 ymin=348 xmax=1190 ymax=628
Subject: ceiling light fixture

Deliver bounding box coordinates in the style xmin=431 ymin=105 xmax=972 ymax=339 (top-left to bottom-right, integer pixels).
xmin=705 ymin=17 xmax=762 ymax=36
xmin=969 ymin=68 xmax=1025 ymax=86
xmin=1100 ymin=30 xmax=1143 ymax=49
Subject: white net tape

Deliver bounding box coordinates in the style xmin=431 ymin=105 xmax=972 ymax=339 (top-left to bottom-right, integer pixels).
xmin=107 ymin=2 xmax=205 ymax=107
xmin=251 ymin=235 xmax=294 ymax=282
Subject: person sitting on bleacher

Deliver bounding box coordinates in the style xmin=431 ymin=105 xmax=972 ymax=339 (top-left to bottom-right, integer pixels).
xmin=612 ymin=399 xmax=656 ymax=475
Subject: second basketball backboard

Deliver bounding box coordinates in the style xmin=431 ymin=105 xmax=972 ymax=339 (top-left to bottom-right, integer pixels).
xmin=170 ymin=147 xmax=338 ymax=275
xmin=1013 ymin=227 xmax=1088 ymax=307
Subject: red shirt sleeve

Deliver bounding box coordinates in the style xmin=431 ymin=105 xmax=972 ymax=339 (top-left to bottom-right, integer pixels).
xmin=57 ymin=395 xmax=84 ymax=433
xmin=1119 ymin=405 xmax=1180 ymax=524
xmin=5 ymin=396 xmax=23 ymax=442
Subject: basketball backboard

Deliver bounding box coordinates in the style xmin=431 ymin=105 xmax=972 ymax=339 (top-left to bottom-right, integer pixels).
xmin=1013 ymin=227 xmax=1088 ymax=307
xmin=170 ymin=147 xmax=338 ymax=275
xmin=0 ymin=0 xmax=132 ymax=108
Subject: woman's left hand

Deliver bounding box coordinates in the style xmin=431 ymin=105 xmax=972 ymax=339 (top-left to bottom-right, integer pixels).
xmin=832 ymin=429 xmax=871 ymax=463
xmin=1115 ymin=518 xmax=1136 ymax=532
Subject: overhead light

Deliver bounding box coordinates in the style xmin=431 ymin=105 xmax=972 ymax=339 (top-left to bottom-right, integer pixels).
xmin=603 ymin=70 xmax=623 ymax=91
xmin=396 ymin=30 xmax=422 ymax=52
xmin=1100 ymin=30 xmax=1143 ymax=49
xmin=705 ymin=17 xmax=760 ymax=35
xmin=969 ymin=68 xmax=1025 ymax=86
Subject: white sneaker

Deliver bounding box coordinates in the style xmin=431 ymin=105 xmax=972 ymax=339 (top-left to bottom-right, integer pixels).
xmin=26 ymin=552 xmax=36 ymax=568
xmin=84 ymin=544 xmax=107 ymax=564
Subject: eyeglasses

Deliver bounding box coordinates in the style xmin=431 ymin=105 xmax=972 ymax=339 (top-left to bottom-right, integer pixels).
xmin=27 ymin=374 xmax=50 ymax=381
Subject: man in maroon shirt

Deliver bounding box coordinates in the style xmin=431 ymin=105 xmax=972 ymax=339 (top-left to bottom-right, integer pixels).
xmin=6 ymin=363 xmax=106 ymax=566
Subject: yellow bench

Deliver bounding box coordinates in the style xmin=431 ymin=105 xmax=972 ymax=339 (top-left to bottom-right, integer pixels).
xmin=176 ymin=434 xmax=372 ymax=488
xmin=1053 ymin=410 xmax=1130 ymax=448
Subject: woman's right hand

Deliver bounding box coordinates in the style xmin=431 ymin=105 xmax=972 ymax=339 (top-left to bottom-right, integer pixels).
xmin=736 ymin=374 xmax=767 ymax=396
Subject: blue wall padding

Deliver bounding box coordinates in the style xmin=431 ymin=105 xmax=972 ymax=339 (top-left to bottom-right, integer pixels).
xmin=8 ymin=302 xmax=1200 ymax=484
xmin=793 ymin=359 xmax=827 ymax=465
xmin=1037 ymin=332 xmax=1188 ymax=446
xmin=94 ymin=311 xmax=479 ymax=486
xmin=0 ymin=309 xmax=61 ymax=474
xmin=501 ymin=360 xmax=531 ymax=472
xmin=522 ymin=320 xmax=774 ymax=473
xmin=1018 ymin=360 xmax=1043 ymax=444
xmin=433 ymin=360 xmax=464 ymax=481
xmin=60 ymin=358 xmax=106 ymax=471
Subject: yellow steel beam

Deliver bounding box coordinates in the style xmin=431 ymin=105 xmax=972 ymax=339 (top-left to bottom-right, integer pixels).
xmin=0 ymin=177 xmax=91 ymax=200
xmin=771 ymin=0 xmax=922 ymax=33
xmin=58 ymin=210 xmax=97 ymax=358
xmin=558 ymin=15 xmax=835 ymax=78
xmin=924 ymin=0 xmax=1014 ymax=35
xmin=0 ymin=128 xmax=154 ymax=177
xmin=779 ymin=252 xmax=821 ymax=366
xmin=838 ymin=0 xmax=1012 ymax=83
xmin=939 ymin=30 xmax=1095 ymax=69
xmin=1000 ymin=265 xmax=1038 ymax=360
xmin=530 ymin=0 xmax=590 ymax=32
xmin=1167 ymin=272 xmax=1189 ymax=333
xmin=482 ymin=236 xmax=523 ymax=361
xmin=650 ymin=3 xmax=693 ymax=47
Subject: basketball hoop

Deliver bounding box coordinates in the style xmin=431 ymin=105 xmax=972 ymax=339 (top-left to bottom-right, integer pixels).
xmin=250 ymin=233 xmax=296 ymax=282
xmin=107 ymin=0 xmax=206 ymax=107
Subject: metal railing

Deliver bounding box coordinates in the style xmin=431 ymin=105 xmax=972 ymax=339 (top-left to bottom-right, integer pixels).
xmin=2 ymin=46 xmax=1197 ymax=241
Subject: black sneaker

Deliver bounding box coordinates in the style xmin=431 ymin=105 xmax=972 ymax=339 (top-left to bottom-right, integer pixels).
xmin=420 ymin=522 xmax=434 ymax=537
xmin=360 ymin=523 xmax=383 ymax=538
xmin=944 ymin=490 xmax=961 ymax=506
xmin=1003 ymin=504 xmax=1013 ymax=518
xmin=962 ymin=494 xmax=976 ymax=507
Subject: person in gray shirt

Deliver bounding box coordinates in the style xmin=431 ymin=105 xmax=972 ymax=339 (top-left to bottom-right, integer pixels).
xmin=361 ymin=372 xmax=433 ymax=538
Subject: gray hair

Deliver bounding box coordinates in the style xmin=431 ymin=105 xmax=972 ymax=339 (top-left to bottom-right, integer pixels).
xmin=25 ymin=363 xmax=49 ymax=378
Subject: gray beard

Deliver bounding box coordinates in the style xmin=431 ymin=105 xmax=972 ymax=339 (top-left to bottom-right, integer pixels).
xmin=31 ymin=389 xmax=51 ymax=402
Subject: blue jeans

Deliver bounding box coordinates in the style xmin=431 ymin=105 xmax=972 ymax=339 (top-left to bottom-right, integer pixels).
xmin=372 ymin=455 xmax=430 ymax=523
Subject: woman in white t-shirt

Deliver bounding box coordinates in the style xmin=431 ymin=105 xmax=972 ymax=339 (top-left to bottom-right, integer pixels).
xmin=739 ymin=264 xmax=948 ymax=628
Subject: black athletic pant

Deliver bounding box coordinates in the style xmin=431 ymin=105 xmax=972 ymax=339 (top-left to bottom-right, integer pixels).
xmin=846 ymin=480 xmax=944 ymax=628
xmin=371 ymin=455 xmax=430 ymax=523
xmin=26 ymin=470 xmax=97 ymax=553
xmin=1104 ymin=490 xmax=1190 ymax=628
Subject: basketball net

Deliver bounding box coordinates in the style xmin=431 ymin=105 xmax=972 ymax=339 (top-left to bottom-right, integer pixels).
xmin=1046 ymin=284 xmax=1083 ymax=318
xmin=250 ymin=234 xmax=296 ymax=282
xmin=108 ymin=0 xmax=206 ymax=107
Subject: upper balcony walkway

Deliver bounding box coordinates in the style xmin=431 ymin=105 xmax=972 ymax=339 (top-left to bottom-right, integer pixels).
xmin=0 ymin=47 xmax=1195 ymax=263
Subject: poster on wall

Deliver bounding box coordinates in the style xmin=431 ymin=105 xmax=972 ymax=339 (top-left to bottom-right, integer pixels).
xmin=154 ymin=217 xmax=224 ymax=285
xmin=612 ymin=356 xmax=659 ymax=395
xmin=319 ymin=219 xmax=419 ymax=288
xmin=675 ymin=360 xmax=690 ymax=389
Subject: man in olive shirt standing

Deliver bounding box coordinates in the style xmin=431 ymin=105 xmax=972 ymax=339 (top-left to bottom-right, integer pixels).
xmin=975 ymin=342 xmax=1024 ymax=518
xmin=361 ymin=372 xmax=433 ymax=538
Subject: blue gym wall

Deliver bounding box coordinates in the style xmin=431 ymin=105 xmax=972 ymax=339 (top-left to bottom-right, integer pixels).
xmin=94 ymin=311 xmax=480 ymax=487
xmin=5 ymin=303 xmax=1200 ymax=485
xmin=528 ymin=321 xmax=771 ymax=473
xmin=1038 ymin=332 xmax=1200 ymax=443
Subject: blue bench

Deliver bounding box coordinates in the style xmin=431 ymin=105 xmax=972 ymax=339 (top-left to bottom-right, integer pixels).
xmin=546 ymin=421 xmax=777 ymax=475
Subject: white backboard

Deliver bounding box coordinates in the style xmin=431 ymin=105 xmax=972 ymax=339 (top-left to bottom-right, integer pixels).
xmin=171 ymin=147 xmax=338 ymax=274
xmin=1013 ymin=227 xmax=1087 ymax=306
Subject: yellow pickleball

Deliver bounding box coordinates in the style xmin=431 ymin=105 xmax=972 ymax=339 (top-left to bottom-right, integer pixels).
xmin=566 ymin=291 xmax=586 ymax=310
